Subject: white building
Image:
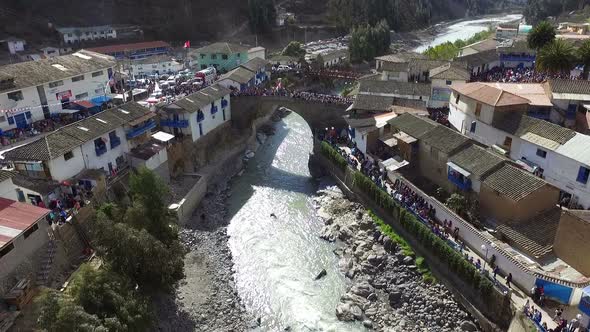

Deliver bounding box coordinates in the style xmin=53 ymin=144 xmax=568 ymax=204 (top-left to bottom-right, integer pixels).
xmin=357 ymin=80 xmax=432 ymax=106
xmin=128 ymin=55 xmax=184 ymax=77
xmin=0 ymin=50 xmax=116 ymax=132
xmin=4 ymin=38 xmax=25 ymax=55
xmin=160 ymin=84 xmax=231 ymax=142
xmin=458 ymin=39 xmax=497 ymax=57
xmin=428 ymin=63 xmax=471 ymax=108
xmin=40 ymin=47 xmax=60 ymax=58
xmin=218 ymin=57 xmax=270 ymax=92
xmin=248 ymin=47 xmax=266 ymax=61
xmin=449 ymin=82 xmax=590 ymax=208
xmin=545 ymin=79 xmax=590 ymax=127
xmin=3 ymin=102 xmax=156 ymax=182
xmin=496 ymin=26 xmax=519 ymax=40
xmin=0 ymin=171 xmax=19 ymax=202
xmin=56 ymin=26 xmax=117 ymax=44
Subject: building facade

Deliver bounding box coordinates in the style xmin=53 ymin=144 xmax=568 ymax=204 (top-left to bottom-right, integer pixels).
xmin=192 ymin=42 xmax=249 ymax=72
xmin=87 ymin=41 xmax=170 ymax=60
xmin=0 ymin=50 xmax=116 ymax=132
xmin=57 ymin=26 xmax=117 ymax=44
xmin=128 ymin=55 xmax=184 ymax=77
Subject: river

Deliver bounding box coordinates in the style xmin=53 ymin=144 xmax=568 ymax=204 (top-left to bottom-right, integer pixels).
xmin=413 ymin=13 xmax=523 ymax=53
xmin=225 ymin=13 xmax=522 ymax=332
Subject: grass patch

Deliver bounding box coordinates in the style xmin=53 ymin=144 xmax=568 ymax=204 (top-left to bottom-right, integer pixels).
xmin=368 ymin=210 xmax=435 ymax=283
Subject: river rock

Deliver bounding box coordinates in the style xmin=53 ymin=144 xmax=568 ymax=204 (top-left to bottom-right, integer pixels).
xmin=355 ymin=209 xmax=363 ymax=220
xmin=402 ymin=256 xmax=414 ymax=265
xmin=314 ymin=269 xmax=327 ymax=280
xmin=335 ymin=303 xmax=354 ymax=321
xmin=460 ymin=320 xmax=478 ymax=331
xmin=350 ymin=281 xmax=374 ymax=298
xmin=388 ymin=291 xmax=402 ymax=306
xmin=350 ymin=304 xmax=363 ymax=320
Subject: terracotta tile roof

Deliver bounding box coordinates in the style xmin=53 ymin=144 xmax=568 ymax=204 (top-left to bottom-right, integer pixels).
xmin=169 ymin=84 xmax=231 ymax=113
xmin=547 ymin=79 xmax=590 ymax=95
xmin=0 ymin=170 xmax=16 ymax=183
xmin=462 ymin=38 xmax=497 ymax=52
xmin=351 ymin=94 xmax=394 ymax=112
xmin=220 ymin=67 xmax=255 ymax=84
xmin=456 ymin=49 xmax=499 ymax=68
xmin=429 ymin=62 xmax=471 ymax=80
xmin=240 ymin=57 xmax=270 ymax=72
xmin=449 ymin=144 xmax=506 ymax=178
xmin=483 ymin=164 xmax=548 ymax=201
xmin=492 ymin=115 xmax=576 ymax=145
xmin=482 ymin=82 xmax=553 ymax=107
xmin=451 ymin=82 xmax=530 ymax=106
xmin=566 ymin=209 xmax=590 ymax=223
xmin=421 ymin=125 xmax=470 ymax=154
xmin=387 ymin=113 xmax=437 ymax=139
xmin=87 ymin=41 xmax=170 ymax=54
xmin=358 ymin=80 xmax=431 ymax=97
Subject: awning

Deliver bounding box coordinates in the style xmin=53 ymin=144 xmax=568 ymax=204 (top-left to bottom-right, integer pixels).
xmin=152 ymin=131 xmax=175 ymax=143
xmin=446 ymin=162 xmax=471 ymax=177
xmin=91 ymin=95 xmax=112 ymax=106
xmin=52 ymin=108 xmax=81 ymax=114
xmin=381 ymin=157 xmax=409 ymax=172
xmin=128 ymin=112 xmax=156 ymax=126
xmin=72 ymin=100 xmax=97 ymax=109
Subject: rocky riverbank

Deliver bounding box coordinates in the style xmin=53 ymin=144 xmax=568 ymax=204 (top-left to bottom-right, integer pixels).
xmin=314 ymin=182 xmax=480 ymax=332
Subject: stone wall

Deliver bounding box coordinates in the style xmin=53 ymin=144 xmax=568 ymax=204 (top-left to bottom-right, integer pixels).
xmin=172 ymin=174 xmax=208 ymax=225
xmin=554 ymin=210 xmax=590 ymax=276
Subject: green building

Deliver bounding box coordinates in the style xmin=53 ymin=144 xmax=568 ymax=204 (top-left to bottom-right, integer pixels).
xmin=192 ymin=42 xmax=249 ymax=73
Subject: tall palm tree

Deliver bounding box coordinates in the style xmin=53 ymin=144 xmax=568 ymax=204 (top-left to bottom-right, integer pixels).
xmin=527 ymin=21 xmax=556 ymax=51
xmin=577 ymin=40 xmax=590 ymax=79
xmin=536 ymin=39 xmax=575 ymax=74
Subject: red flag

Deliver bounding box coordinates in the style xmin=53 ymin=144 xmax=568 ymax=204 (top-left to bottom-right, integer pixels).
xmin=183 ymin=41 xmax=190 ymax=48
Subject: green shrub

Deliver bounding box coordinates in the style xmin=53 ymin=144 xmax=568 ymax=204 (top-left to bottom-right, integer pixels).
xmin=320 ymin=141 xmax=348 ymax=171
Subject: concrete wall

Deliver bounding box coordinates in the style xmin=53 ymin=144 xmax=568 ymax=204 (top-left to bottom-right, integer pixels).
xmin=80 ymin=127 xmax=129 ymax=173
xmin=47 ymin=146 xmax=86 ymax=181
xmin=172 ymin=174 xmax=207 ymax=224
xmin=479 ymin=183 xmax=560 ymax=223
xmin=0 ymin=178 xmax=19 ymax=201
xmin=554 ymin=211 xmax=590 ymax=276
xmin=417 ymin=142 xmax=455 ymax=193
xmin=0 ymin=219 xmax=50 ymax=295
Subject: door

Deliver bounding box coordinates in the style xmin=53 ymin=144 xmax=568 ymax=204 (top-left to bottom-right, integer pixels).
xmin=14 ymin=113 xmax=27 ymax=129
xmin=108 ymin=162 xmax=113 ymax=174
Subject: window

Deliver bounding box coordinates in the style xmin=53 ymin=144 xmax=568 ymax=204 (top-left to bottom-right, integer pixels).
xmin=200 ymin=54 xmax=206 ymax=59
xmin=455 ymin=94 xmax=460 ymax=104
xmin=237 ymin=53 xmax=241 ymax=57
xmin=64 ymin=151 xmax=74 ymax=160
xmin=475 ymin=103 xmax=482 ymax=117
xmin=536 ymin=149 xmax=547 ymax=158
xmin=222 ymin=54 xmax=228 ymax=60
xmin=8 ymin=117 xmax=14 ymax=125
xmin=0 ymin=115 xmax=5 ymax=123
xmin=92 ymin=71 xmax=104 ymax=77
xmin=152 ymin=65 xmax=157 ymax=69
xmin=211 ymin=54 xmax=217 ymax=60
xmin=470 ymin=121 xmax=477 ymax=133
xmin=577 ymin=166 xmax=590 ymax=184
xmin=23 ymin=223 xmax=39 ymax=239
xmin=25 ymin=111 xmax=31 ymax=119
xmin=7 ymin=90 xmax=23 ymax=101
xmin=71 ymin=75 xmax=84 ymax=82
xmin=48 ymin=80 xmax=63 ymax=88
xmin=503 ymin=136 xmax=512 ymax=149
xmin=201 ymin=65 xmax=207 ymax=70
xmin=446 ymin=80 xmax=452 ymax=85
xmin=0 ymin=243 xmax=14 ymax=258
xmin=75 ymin=92 xmax=88 ymax=100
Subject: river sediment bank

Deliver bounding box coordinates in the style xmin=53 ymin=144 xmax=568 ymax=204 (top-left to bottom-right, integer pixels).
xmin=314 ymin=183 xmax=481 ymax=332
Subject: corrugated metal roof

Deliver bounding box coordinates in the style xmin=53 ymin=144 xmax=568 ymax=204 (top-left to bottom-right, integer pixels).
xmin=555 ymin=133 xmax=590 ymax=166
xmin=0 ymin=197 xmax=49 ymax=248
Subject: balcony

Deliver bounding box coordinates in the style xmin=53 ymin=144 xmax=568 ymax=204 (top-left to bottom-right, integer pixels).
xmin=127 ymin=120 xmax=157 ymax=139
xmin=160 ymin=119 xmax=189 ymax=128
xmin=447 ymin=162 xmax=472 ymax=191
xmin=221 ymin=99 xmax=228 ymax=109
xmin=110 ymin=136 xmax=121 ymax=149
xmin=211 ymin=105 xmax=218 ymax=114
xmin=95 ymin=145 xmax=107 ymax=156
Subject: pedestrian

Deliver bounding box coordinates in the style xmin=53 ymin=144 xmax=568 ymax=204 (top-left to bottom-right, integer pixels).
xmin=506 ymin=273 xmax=512 ymax=289
xmin=493 ymin=266 xmax=499 ymax=281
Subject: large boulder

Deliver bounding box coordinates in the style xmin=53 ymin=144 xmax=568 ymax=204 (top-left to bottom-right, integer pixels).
xmin=460 ymin=321 xmax=478 ymax=332
xmin=335 ymin=303 xmax=354 ymax=321
xmin=350 ymin=281 xmax=374 ymax=298
xmin=388 ymin=290 xmax=402 ymax=306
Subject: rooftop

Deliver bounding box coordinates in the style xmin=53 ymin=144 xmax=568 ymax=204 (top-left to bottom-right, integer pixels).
xmin=565 ymin=209 xmax=590 ymax=223
xmin=547 ymin=79 xmax=590 ymax=96
xmin=133 ymin=54 xmax=178 ymax=65
xmin=482 ymin=82 xmax=553 ymax=107
xmin=0 ymin=197 xmax=49 ymax=249
xmin=451 ymin=82 xmax=530 ymax=107
xmin=351 ymin=94 xmax=394 ymax=112
xmin=0 ymin=50 xmax=116 ymax=93
xmin=456 ymin=49 xmax=499 ymax=67
xmin=167 ymin=84 xmax=231 ymax=113
xmin=387 ymin=113 xmax=437 ymax=139
xmin=449 ymin=144 xmax=506 ymax=178
xmin=358 ymin=80 xmax=431 ymax=97
xmin=0 ymin=170 xmax=15 ymax=183
xmin=462 ymin=38 xmax=497 ymax=53
xmin=129 ymin=142 xmax=166 ymax=160
xmin=482 ymin=164 xmax=549 ymax=201
xmin=4 ymin=102 xmax=151 ymax=161
xmin=493 ymin=115 xmax=577 ymax=145
xmin=421 ymin=125 xmax=470 ymax=154
xmin=193 ymin=42 xmax=249 ymax=55
xmin=239 ymin=57 xmax=270 ymax=72
xmin=87 ymin=41 xmax=170 ymax=54
xmin=429 ymin=62 xmax=471 ymax=80
xmin=220 ymin=66 xmax=255 ymax=84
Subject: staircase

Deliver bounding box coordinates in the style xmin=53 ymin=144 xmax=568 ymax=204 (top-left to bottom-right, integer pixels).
xmin=35 ymin=233 xmax=57 ymax=287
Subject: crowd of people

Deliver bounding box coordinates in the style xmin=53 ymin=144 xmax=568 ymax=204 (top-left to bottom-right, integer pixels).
xmin=230 ymin=86 xmax=291 ymax=97
xmin=524 ymin=300 xmax=583 ymax=332
xmin=42 ymin=185 xmax=93 ymax=226
xmin=292 ymin=91 xmax=354 ymax=105
xmin=470 ymin=66 xmax=578 ymax=83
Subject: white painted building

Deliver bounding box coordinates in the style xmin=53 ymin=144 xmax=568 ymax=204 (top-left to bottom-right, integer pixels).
xmin=357 ymin=80 xmax=432 ymax=106
xmin=248 ymin=47 xmax=266 ymax=61
xmin=0 ymin=171 xmax=19 ymax=202
xmin=545 ymin=79 xmax=590 ymax=127
xmin=40 ymin=47 xmax=60 ymax=58
xmin=429 ymin=63 xmax=471 ymax=108
xmin=0 ymin=50 xmax=116 ymax=132
xmin=56 ymin=26 xmax=117 ymax=44
xmin=218 ymin=57 xmax=270 ymax=92
xmin=3 ymin=102 xmax=155 ymax=182
xmin=449 ymin=82 xmax=590 ymax=208
xmin=4 ymin=38 xmax=25 ymax=55
xmin=160 ymin=84 xmax=232 ymax=142
xmin=128 ymin=55 xmax=184 ymax=77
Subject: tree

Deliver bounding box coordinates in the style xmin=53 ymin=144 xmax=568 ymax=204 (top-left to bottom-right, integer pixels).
xmin=312 ymin=54 xmax=325 ymax=70
xmin=36 ymin=289 xmax=107 ymax=332
xmin=577 ymin=39 xmax=590 ymax=79
xmin=536 ymin=39 xmax=575 ymax=74
xmin=349 ymin=20 xmax=390 ymax=63
xmin=527 ymin=21 xmax=556 ymax=51
xmin=445 ymin=193 xmax=467 ymax=216
xmin=282 ymin=41 xmax=306 ymax=58
xmin=248 ymin=0 xmax=276 ymax=33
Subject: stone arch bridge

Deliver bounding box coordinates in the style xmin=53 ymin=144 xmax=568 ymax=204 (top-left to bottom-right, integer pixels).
xmin=231 ymin=96 xmax=349 ymax=133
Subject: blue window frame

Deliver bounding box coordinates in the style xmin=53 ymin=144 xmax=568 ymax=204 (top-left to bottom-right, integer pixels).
xmin=7 ymin=117 xmax=14 ymax=125
xmin=25 ymin=111 xmax=32 ymax=119
xmin=577 ymin=166 xmax=590 ymax=184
